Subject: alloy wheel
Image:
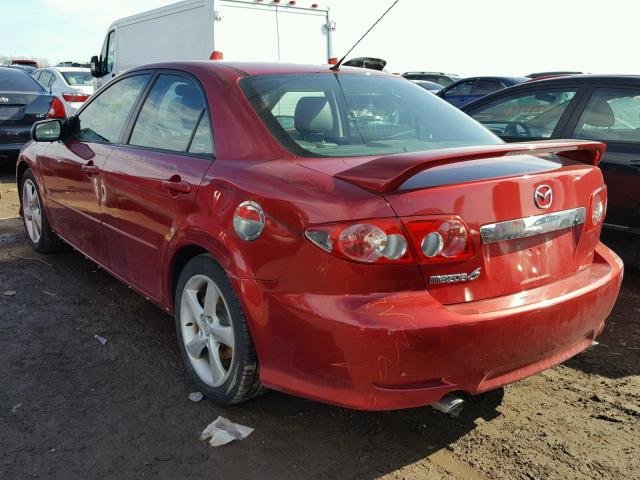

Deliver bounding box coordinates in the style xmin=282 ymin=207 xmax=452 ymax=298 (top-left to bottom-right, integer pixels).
xmin=180 ymin=275 xmax=235 ymax=387
xmin=22 ymin=179 xmax=42 ymax=243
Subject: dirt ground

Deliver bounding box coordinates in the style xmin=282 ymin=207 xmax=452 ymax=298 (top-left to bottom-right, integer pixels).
xmin=1 ymin=164 xmax=638 ymax=480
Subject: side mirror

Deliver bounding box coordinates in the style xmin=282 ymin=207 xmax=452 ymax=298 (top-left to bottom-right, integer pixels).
xmin=90 ymin=55 xmax=103 ymax=78
xmin=31 ymin=119 xmax=63 ymax=142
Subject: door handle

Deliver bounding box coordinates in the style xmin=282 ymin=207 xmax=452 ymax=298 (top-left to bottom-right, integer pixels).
xmin=82 ymin=163 xmax=100 ymax=176
xmin=162 ymin=180 xmax=191 ymax=194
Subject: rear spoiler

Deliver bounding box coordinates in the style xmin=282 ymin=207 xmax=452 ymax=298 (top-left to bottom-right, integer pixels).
xmin=335 ymin=140 xmax=605 ymax=194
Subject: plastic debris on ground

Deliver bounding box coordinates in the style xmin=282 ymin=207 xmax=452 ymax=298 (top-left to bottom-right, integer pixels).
xmin=188 ymin=392 xmax=204 ymax=403
xmin=2 ymin=290 xmax=16 ymax=296
xmin=200 ymin=416 xmax=254 ymax=447
xmin=94 ymin=334 xmax=108 ymax=345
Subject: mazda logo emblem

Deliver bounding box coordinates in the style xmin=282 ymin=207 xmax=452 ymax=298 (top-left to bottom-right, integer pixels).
xmin=534 ymin=184 xmax=553 ymax=209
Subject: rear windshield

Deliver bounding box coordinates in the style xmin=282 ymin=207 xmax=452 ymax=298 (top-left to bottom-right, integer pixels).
xmin=241 ymin=73 xmax=500 ymax=158
xmin=62 ymin=71 xmax=93 ymax=86
xmin=0 ymin=68 xmax=44 ymax=92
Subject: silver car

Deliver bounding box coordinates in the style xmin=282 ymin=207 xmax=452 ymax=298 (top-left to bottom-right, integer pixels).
xmin=32 ymin=67 xmax=94 ymax=115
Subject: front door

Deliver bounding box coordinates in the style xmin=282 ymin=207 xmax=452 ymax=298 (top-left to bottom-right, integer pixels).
xmin=101 ymin=73 xmax=214 ymax=301
xmin=40 ymin=73 xmax=151 ymax=265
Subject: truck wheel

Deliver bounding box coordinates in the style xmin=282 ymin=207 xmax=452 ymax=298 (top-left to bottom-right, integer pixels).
xmin=175 ymin=254 xmax=264 ymax=405
xmin=20 ymin=169 xmax=63 ymax=254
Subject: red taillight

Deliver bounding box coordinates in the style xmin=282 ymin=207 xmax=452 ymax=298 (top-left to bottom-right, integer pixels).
xmin=588 ymin=186 xmax=607 ymax=229
xmin=404 ymin=216 xmax=475 ymax=263
xmin=306 ymin=219 xmax=411 ymax=264
xmin=62 ymin=92 xmax=90 ymax=103
xmin=306 ymin=216 xmax=475 ymax=264
xmin=209 ymin=51 xmax=224 ymax=61
xmin=47 ymin=97 xmax=66 ymax=118
xmin=328 ymin=57 xmax=338 ymax=65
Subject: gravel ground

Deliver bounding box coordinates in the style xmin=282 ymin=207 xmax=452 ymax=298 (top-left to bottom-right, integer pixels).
xmin=1 ymin=166 xmax=638 ymax=480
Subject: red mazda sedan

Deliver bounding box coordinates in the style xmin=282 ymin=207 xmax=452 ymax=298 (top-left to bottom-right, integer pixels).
xmin=17 ymin=62 xmax=623 ymax=411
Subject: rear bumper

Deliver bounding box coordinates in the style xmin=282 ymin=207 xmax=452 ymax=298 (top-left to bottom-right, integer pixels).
xmin=243 ymin=243 xmax=623 ymax=410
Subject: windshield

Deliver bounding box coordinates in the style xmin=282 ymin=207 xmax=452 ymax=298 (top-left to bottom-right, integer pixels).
xmin=62 ymin=71 xmax=93 ymax=87
xmin=241 ymin=73 xmax=500 ymax=158
xmin=0 ymin=68 xmax=44 ymax=92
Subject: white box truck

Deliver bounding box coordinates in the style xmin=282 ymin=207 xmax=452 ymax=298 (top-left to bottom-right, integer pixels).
xmin=90 ymin=0 xmax=335 ymax=89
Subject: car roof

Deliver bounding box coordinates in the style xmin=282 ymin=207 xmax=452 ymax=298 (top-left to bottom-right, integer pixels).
xmin=461 ymin=74 xmax=640 ymax=110
xmin=128 ymin=60 xmax=394 ymax=77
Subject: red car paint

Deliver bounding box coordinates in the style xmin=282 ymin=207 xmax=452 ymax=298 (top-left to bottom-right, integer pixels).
xmin=17 ymin=62 xmax=623 ymax=410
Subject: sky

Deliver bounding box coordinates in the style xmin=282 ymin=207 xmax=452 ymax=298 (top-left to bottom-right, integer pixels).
xmin=0 ymin=0 xmax=638 ymax=77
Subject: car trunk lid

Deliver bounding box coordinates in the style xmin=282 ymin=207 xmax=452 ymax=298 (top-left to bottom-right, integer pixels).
xmin=0 ymin=91 xmax=52 ymax=144
xmin=330 ymin=140 xmax=606 ymax=304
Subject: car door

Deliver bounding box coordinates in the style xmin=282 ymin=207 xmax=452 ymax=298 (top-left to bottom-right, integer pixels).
xmin=100 ymin=72 xmax=214 ymax=302
xmin=465 ymin=86 xmax=583 ymax=141
xmin=565 ymin=85 xmax=640 ymax=230
xmin=439 ymin=80 xmax=474 ymax=107
xmin=39 ymin=73 xmax=151 ymax=266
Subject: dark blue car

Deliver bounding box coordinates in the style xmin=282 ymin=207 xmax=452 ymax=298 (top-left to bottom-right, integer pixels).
xmin=437 ymin=76 xmax=527 ymax=108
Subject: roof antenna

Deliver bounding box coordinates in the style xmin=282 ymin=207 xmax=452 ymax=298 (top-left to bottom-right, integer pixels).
xmin=330 ymin=0 xmax=401 ymax=71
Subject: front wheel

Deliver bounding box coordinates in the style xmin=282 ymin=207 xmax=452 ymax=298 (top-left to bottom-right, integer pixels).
xmin=175 ymin=254 xmax=264 ymax=405
xmin=20 ymin=169 xmax=63 ymax=254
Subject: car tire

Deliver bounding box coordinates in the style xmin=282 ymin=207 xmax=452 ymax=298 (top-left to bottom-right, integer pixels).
xmin=175 ymin=254 xmax=264 ymax=405
xmin=20 ymin=169 xmax=63 ymax=254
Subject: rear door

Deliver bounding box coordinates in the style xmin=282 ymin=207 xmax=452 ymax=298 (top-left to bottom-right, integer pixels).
xmin=101 ymin=71 xmax=214 ymax=301
xmin=40 ymin=73 xmax=151 ymax=266
xmin=566 ymin=85 xmax=640 ymax=230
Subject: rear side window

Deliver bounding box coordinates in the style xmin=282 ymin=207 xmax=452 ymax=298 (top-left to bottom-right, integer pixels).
xmin=572 ymin=88 xmax=640 ymax=143
xmin=470 ymin=80 xmax=504 ymax=95
xmin=129 ymin=74 xmax=211 ymax=154
xmin=468 ymin=89 xmax=577 ymax=139
xmin=443 ymin=81 xmax=474 ymax=96
xmin=38 ymin=71 xmax=54 ymax=88
xmin=74 ymin=74 xmax=150 ymax=143
xmin=0 ymin=68 xmax=43 ymax=92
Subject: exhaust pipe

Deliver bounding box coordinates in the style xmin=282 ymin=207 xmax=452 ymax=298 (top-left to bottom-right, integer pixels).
xmin=584 ymin=340 xmax=599 ymax=353
xmin=431 ymin=393 xmax=465 ymax=417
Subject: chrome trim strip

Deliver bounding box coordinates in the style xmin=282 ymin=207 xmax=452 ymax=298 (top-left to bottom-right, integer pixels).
xmin=480 ymin=207 xmax=586 ymax=244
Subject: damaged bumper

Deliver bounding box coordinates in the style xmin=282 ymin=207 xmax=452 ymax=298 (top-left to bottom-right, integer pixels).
xmin=241 ymin=243 xmax=623 ymax=410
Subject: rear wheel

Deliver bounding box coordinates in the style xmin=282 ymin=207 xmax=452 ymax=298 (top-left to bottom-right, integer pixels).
xmin=20 ymin=169 xmax=63 ymax=254
xmin=175 ymin=254 xmax=264 ymax=405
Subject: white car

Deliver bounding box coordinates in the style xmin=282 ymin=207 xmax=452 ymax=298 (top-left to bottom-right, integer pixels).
xmin=33 ymin=67 xmax=94 ymax=115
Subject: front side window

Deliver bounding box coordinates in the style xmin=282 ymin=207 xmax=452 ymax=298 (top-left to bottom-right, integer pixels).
xmin=130 ymin=74 xmax=210 ymax=154
xmin=469 ymin=89 xmax=577 ymax=139
xmin=105 ymin=30 xmax=115 ymax=74
xmin=572 ymin=88 xmax=640 ymax=143
xmin=241 ymin=73 xmax=500 ymax=158
xmin=74 ymin=74 xmax=150 ymax=143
